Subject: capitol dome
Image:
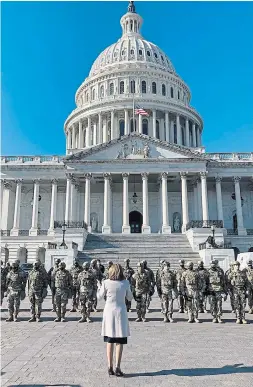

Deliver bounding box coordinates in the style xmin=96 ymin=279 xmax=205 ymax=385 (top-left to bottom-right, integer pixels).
xmin=64 ymin=1 xmax=203 ymax=154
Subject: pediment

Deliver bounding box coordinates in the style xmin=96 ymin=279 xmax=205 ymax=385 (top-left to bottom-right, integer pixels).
xmin=64 ymin=134 xmax=206 ymax=163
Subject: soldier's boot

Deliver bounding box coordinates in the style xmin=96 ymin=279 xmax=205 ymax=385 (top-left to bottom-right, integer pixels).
xmin=248 ymin=308 xmax=253 ymax=314
xmin=217 ymin=316 xmax=223 ymax=323
xmin=169 ymin=314 xmax=174 ymax=323
xmin=212 ymin=318 xmax=218 ymax=323
xmin=236 ymin=318 xmax=241 ymax=324
xmin=54 ymin=309 xmax=61 ymax=322
xmin=28 ymin=315 xmax=36 ymax=322
xmin=51 ymin=305 xmax=56 ymax=312
xmin=187 ymin=312 xmax=194 ymax=323
xmin=78 ymin=316 xmax=86 ymax=323
xmin=194 ymin=317 xmax=200 ymax=323
xmin=86 ymin=316 xmax=91 ymax=323
xmin=61 ymin=313 xmax=66 ymax=322
xmin=6 ymin=313 xmax=13 ymax=322
xmin=241 ymin=318 xmax=248 ymax=324
xmin=135 ymin=312 xmax=142 ymax=322
xmin=36 ymin=313 xmax=41 ymax=322
xmin=13 ymin=313 xmax=18 ymax=322
xmin=163 ymin=315 xmax=169 ymax=323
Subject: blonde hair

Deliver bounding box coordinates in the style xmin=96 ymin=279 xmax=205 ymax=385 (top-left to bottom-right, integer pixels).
xmin=108 ymin=263 xmax=125 ymax=281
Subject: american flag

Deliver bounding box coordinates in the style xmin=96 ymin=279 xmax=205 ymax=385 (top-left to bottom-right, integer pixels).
xmin=134 ymin=105 xmax=149 ymax=116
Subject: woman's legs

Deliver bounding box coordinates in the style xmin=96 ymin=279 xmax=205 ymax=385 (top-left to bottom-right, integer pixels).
xmin=115 ymin=344 xmax=123 ymax=369
xmin=106 ymin=343 xmax=114 ymax=368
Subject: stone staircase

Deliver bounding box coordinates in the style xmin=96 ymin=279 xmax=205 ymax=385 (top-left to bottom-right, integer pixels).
xmin=77 ymin=233 xmax=201 ymax=272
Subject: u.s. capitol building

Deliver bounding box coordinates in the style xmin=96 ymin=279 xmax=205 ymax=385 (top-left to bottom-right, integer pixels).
xmin=1 ymin=2 xmax=253 ymax=268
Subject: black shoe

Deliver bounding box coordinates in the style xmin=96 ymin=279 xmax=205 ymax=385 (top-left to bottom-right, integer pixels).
xmin=115 ymin=367 xmax=124 ymax=377
xmin=108 ymin=367 xmax=114 ymax=376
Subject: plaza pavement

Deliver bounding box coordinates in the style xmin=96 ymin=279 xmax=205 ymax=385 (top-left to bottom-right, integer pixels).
xmin=1 ymin=294 xmax=253 ymax=387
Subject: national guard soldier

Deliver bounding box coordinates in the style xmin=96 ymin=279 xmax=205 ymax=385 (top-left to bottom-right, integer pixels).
xmin=141 ymin=260 xmax=155 ymax=312
xmin=89 ymin=259 xmax=99 ymax=311
xmin=228 ymin=261 xmax=248 ymax=324
xmin=104 ymin=261 xmax=113 ymax=279
xmin=28 ymin=261 xmax=48 ymax=322
xmin=156 ymin=261 xmax=177 ymax=322
xmin=5 ymin=261 xmax=27 ymax=322
xmin=225 ymin=262 xmax=235 ymax=313
xmin=54 ymin=262 xmax=72 ymax=322
xmin=176 ymin=259 xmax=187 ymax=313
xmin=182 ymin=262 xmax=200 ymax=323
xmin=77 ymin=262 xmax=96 ymax=323
xmin=156 ymin=260 xmax=166 ymax=313
xmin=132 ymin=262 xmax=151 ymax=322
xmin=48 ymin=258 xmax=61 ymax=312
xmin=196 ymin=261 xmax=209 ymax=313
xmin=207 ymin=260 xmax=227 ymax=323
xmin=245 ymin=260 xmax=253 ymax=314
xmin=1 ymin=260 xmax=8 ymax=306
xmin=124 ymin=259 xmax=135 ymax=312
xmin=69 ymin=258 xmax=83 ymax=312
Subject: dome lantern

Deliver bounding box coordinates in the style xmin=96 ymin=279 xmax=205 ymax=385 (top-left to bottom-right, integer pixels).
xmin=120 ymin=1 xmax=143 ymax=38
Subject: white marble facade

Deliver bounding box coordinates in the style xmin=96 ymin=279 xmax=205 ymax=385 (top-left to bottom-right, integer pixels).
xmin=1 ymin=2 xmax=253 ymax=262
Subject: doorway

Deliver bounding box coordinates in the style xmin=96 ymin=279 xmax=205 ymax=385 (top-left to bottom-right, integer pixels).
xmin=129 ymin=211 xmax=143 ymax=233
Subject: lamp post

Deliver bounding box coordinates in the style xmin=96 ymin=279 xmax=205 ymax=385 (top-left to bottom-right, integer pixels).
xmin=211 ymin=224 xmax=216 ymax=246
xmin=60 ymin=222 xmax=67 ymax=249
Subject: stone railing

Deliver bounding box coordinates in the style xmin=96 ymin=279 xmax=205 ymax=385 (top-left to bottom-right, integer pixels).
xmin=199 ymin=241 xmax=232 ymax=250
xmin=0 ymin=230 xmax=10 ymax=236
xmin=227 ymin=229 xmax=238 ymax=236
xmin=54 ymin=221 xmax=88 ymax=230
xmin=207 ymin=153 xmax=253 ymax=162
xmin=246 ymin=229 xmax=253 ymax=236
xmin=0 ymin=155 xmax=65 ymax=164
xmin=186 ymin=220 xmax=223 ymax=231
xmin=38 ymin=230 xmax=48 ymax=236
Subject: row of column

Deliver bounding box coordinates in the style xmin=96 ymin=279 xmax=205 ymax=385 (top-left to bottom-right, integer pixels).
xmin=67 ymin=111 xmax=201 ymax=150
xmin=1 ymin=174 xmax=246 ymax=235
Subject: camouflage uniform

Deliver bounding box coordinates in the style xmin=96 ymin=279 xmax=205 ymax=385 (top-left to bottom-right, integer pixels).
xmin=5 ymin=261 xmax=27 ymax=321
xmin=156 ymin=260 xmax=166 ymax=313
xmin=77 ymin=262 xmax=96 ymax=322
xmin=54 ymin=262 xmax=72 ymax=322
xmin=132 ymin=263 xmax=151 ymax=322
xmin=123 ymin=259 xmax=135 ymax=312
xmin=89 ymin=259 xmax=99 ymax=311
xmin=156 ymin=261 xmax=177 ymax=322
xmin=196 ymin=261 xmax=209 ymax=313
xmin=1 ymin=262 xmax=8 ymax=305
xmin=175 ymin=260 xmax=187 ymax=313
xmin=229 ymin=261 xmax=248 ymax=324
xmin=225 ymin=263 xmax=235 ymax=313
xmin=182 ymin=262 xmax=201 ymax=323
xmin=69 ymin=259 xmax=83 ymax=312
xmin=28 ymin=262 xmax=48 ymax=322
xmin=207 ymin=261 xmax=227 ymax=323
xmin=243 ymin=260 xmax=253 ymax=314
xmin=47 ymin=258 xmax=61 ymax=312
xmin=142 ymin=260 xmax=155 ymax=312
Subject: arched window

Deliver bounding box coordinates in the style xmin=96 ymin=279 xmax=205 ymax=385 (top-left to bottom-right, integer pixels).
xmin=141 ymin=80 xmax=147 ymax=93
xmin=120 ymin=81 xmax=124 ymax=94
xmin=109 ymin=82 xmax=114 ymax=95
xmin=139 ymin=49 xmax=143 ymax=56
xmin=178 ymin=90 xmax=180 ymax=99
xmin=119 ymin=120 xmax=125 ymax=137
xmin=130 ymin=80 xmax=135 ymax=93
xmin=130 ymin=20 xmax=133 ymax=31
xmin=100 ymin=85 xmax=104 ymax=98
xmin=92 ymin=88 xmax=95 ymax=100
xmin=162 ymin=84 xmax=166 ymax=96
xmin=154 ymin=53 xmax=158 ymax=59
xmin=142 ymin=119 xmax=148 ymax=135
xmin=170 ymin=87 xmax=174 ymax=98
xmin=156 ymin=120 xmax=160 ymax=139
xmin=130 ymin=118 xmax=136 ymax=132
xmin=152 ymin=82 xmax=157 ymax=94
xmin=130 ymin=49 xmax=134 ymax=55
xmin=108 ymin=121 xmax=111 ymax=141
xmin=86 ymin=92 xmax=89 ymax=102
xmin=147 ymin=50 xmax=151 ymax=57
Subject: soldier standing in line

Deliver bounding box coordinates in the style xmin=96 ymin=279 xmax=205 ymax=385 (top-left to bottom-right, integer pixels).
xmin=141 ymin=260 xmax=155 ymax=313
xmin=229 ymin=261 xmax=248 ymax=324
xmin=156 ymin=260 xmax=166 ymax=313
xmin=1 ymin=260 xmax=8 ymax=306
xmin=54 ymin=262 xmax=72 ymax=322
xmin=245 ymin=260 xmax=253 ymax=314
xmin=47 ymin=258 xmax=61 ymax=312
xmin=69 ymin=258 xmax=83 ymax=312
xmin=5 ymin=261 xmax=27 ymax=322
xmin=123 ymin=259 xmax=135 ymax=312
xmin=176 ymin=259 xmax=187 ymax=313
xmin=182 ymin=262 xmax=201 ymax=323
xmin=196 ymin=261 xmax=209 ymax=313
xmin=156 ymin=261 xmax=178 ymax=323
xmin=28 ymin=261 xmax=48 ymax=322
xmin=225 ymin=262 xmax=235 ymax=313
xmin=77 ymin=262 xmax=96 ymax=323
xmin=104 ymin=261 xmax=113 ymax=279
xmin=132 ymin=262 xmax=151 ymax=322
xmin=89 ymin=259 xmax=99 ymax=312
xmin=207 ymin=260 xmax=227 ymax=323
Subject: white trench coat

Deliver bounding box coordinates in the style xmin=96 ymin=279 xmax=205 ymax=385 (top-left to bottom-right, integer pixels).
xmin=97 ymin=279 xmax=133 ymax=338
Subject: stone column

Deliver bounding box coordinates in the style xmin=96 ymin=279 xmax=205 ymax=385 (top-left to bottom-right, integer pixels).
xmin=152 ymin=110 xmax=156 ymax=138
xmin=122 ymin=173 xmax=130 ymax=233
xmin=125 ymin=109 xmax=129 ymax=135
xmin=103 ymin=119 xmax=107 ymax=143
xmin=215 ymin=176 xmax=224 ymax=224
xmin=192 ymin=122 xmax=197 ymax=147
xmin=98 ymin=113 xmax=102 ymax=144
xmin=1 ymin=180 xmax=13 ymax=231
xmin=111 ymin=111 xmax=115 ymax=140
xmin=72 ymin=125 xmax=76 ymax=148
xmin=200 ymin=172 xmax=209 ymax=222
xmin=193 ymin=183 xmax=198 ymax=220
xmin=48 ymin=179 xmax=58 ymax=235
xmin=170 ymin=120 xmax=174 ymax=143
xmin=160 ymin=118 xmax=165 ymax=141
xmin=93 ymin=121 xmax=97 ymax=146
xmin=161 ymin=173 xmax=171 ymax=234
xmin=181 ymin=172 xmax=189 ymax=232
xmin=141 ymin=173 xmax=151 ymax=233
xmin=78 ymin=121 xmax=83 ymax=149
xmin=70 ymin=176 xmax=76 ymax=222
xmin=138 ymin=114 xmax=142 ymax=134
xmin=64 ymin=175 xmax=71 ymax=223
xmin=84 ymin=174 xmax=92 ymax=232
xmin=29 ymin=179 xmax=40 ymax=236
xmin=196 ymin=178 xmax=202 ymax=220
xmin=233 ymin=176 xmax=247 ymax=235
xmin=86 ymin=117 xmax=91 ymax=147
xmin=185 ymin=118 xmax=190 ymax=147
xmin=165 ymin=112 xmax=170 ymax=142
xmin=67 ymin=129 xmax=71 ymax=150
xmin=102 ymin=174 xmax=111 ymax=234
xmin=10 ymin=179 xmax=22 ymax=236
xmin=176 ymin=114 xmax=182 ymax=145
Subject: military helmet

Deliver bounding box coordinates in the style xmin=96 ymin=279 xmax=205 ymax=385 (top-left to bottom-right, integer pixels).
xmin=141 ymin=260 xmax=147 ymax=264
xmin=247 ymin=260 xmax=252 ymax=265
xmin=59 ymin=261 xmax=66 ymax=269
xmin=179 ymin=259 xmax=185 ymax=264
xmin=233 ymin=261 xmax=240 ymax=266
xmin=83 ymin=261 xmax=90 ymax=270
xmin=12 ymin=261 xmax=19 ymax=268
xmin=124 ymin=258 xmax=130 ymax=263
xmin=90 ymin=259 xmax=97 ymax=264
xmin=160 ymin=259 xmax=165 ymax=264
xmin=107 ymin=260 xmax=113 ymax=265
xmin=137 ymin=262 xmax=142 ymax=268
xmin=55 ymin=258 xmax=61 ymax=264
xmin=15 ymin=259 xmax=20 ymax=265
xmin=164 ymin=261 xmax=170 ymax=267
xmin=186 ymin=261 xmax=193 ymax=268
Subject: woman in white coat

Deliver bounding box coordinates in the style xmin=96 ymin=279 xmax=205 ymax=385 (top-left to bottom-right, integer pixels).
xmin=97 ymin=263 xmax=133 ymax=377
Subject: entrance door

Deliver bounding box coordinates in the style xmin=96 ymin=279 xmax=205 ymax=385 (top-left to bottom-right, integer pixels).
xmin=129 ymin=211 xmax=143 ymax=233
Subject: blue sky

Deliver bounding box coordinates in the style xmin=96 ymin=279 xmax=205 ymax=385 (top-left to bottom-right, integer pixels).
xmin=1 ymin=1 xmax=253 ymax=155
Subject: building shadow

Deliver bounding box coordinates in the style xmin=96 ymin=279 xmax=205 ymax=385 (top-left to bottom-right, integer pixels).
xmin=8 ymin=385 xmax=81 ymax=387
xmin=125 ymin=363 xmax=253 ymax=378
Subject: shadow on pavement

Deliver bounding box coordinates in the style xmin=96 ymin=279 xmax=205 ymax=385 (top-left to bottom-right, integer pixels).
xmin=125 ymin=363 xmax=253 ymax=378
xmin=8 ymin=385 xmax=82 ymax=387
